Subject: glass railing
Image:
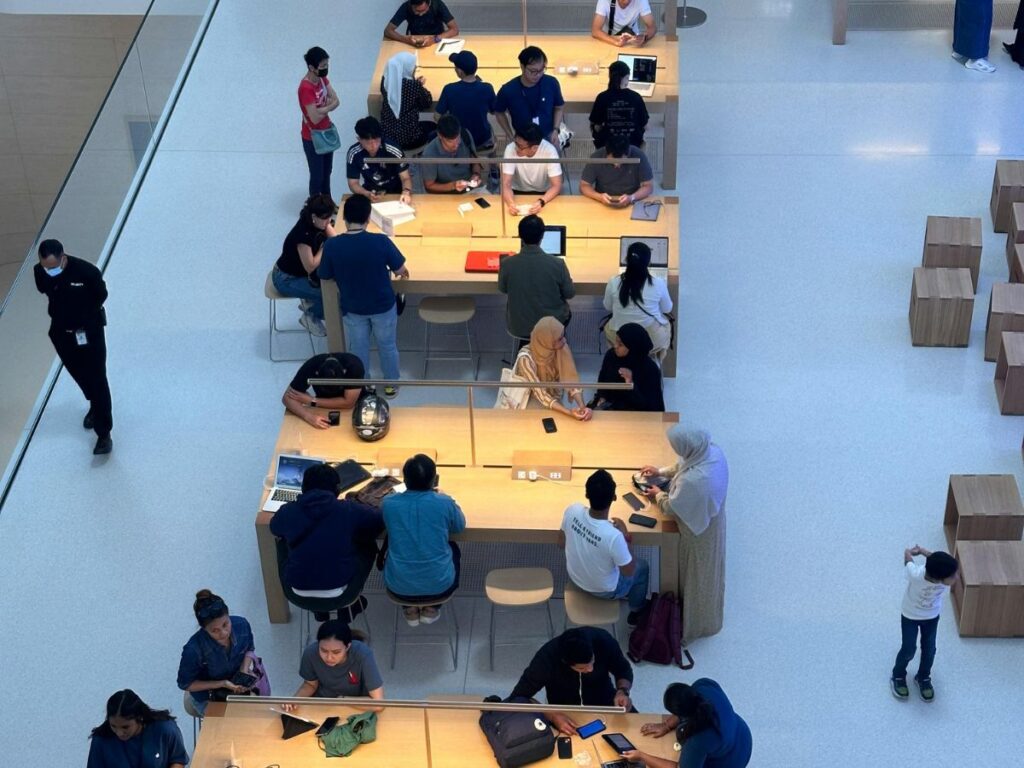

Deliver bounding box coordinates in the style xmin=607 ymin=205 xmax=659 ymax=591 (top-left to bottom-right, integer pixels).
xmin=0 ymin=0 xmax=219 ymax=505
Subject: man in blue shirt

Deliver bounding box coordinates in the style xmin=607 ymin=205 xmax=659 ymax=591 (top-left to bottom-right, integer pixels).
xmin=435 ymin=51 xmax=496 ymax=152
xmin=494 ymin=46 xmax=565 ymax=148
xmin=318 ymin=196 xmax=409 ymax=397
xmin=346 ymin=116 xmax=414 ymax=204
xmin=385 ymin=0 xmax=459 ymax=48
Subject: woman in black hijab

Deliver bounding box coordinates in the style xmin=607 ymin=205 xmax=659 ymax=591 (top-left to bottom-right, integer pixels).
xmin=591 ymin=323 xmax=664 ymax=412
xmin=1005 ymin=1 xmax=1024 ymax=68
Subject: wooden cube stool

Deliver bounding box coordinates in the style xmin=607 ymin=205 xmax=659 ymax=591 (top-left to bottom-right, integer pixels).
xmin=952 ymin=540 xmax=1024 ymax=637
xmin=563 ymin=580 xmax=620 ymax=639
xmin=990 ymin=159 xmax=1024 ymax=233
xmin=909 ymin=267 xmax=973 ymax=347
xmin=922 ymin=216 xmax=982 ymax=290
xmin=944 ymin=474 xmax=1024 ymax=550
xmin=1010 ymin=244 xmax=1024 ymax=284
xmin=995 ymin=333 xmax=1024 ymax=415
xmin=985 ymin=283 xmax=1024 ymax=360
xmin=1007 ymin=203 xmax=1024 ymax=269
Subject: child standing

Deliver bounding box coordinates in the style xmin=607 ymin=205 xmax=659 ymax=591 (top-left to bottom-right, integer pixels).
xmin=890 ymin=546 xmax=959 ymax=702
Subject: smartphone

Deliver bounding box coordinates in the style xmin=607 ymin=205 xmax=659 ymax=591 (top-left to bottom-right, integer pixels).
xmin=230 ymin=671 xmax=257 ymax=688
xmin=542 ymin=417 xmax=557 ymax=434
xmin=602 ymin=733 xmax=636 ymax=754
xmin=629 ymin=512 xmax=657 ymax=528
xmin=328 ymin=410 xmax=341 ymax=426
xmin=315 ymin=716 xmax=340 ymax=737
xmin=576 ymin=719 xmax=606 ymax=739
xmin=622 ymin=492 xmax=644 ymax=511
xmin=557 ymin=736 xmax=572 ymax=759
xmin=475 ymin=197 xmax=491 ymax=208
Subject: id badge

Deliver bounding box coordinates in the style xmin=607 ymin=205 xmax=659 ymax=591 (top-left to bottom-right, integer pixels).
xmin=75 ymin=330 xmax=88 ymax=346
xmin=531 ymin=116 xmax=540 ymax=125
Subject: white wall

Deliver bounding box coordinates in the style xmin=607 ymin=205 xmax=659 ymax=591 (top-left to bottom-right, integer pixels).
xmin=0 ymin=0 xmax=151 ymax=13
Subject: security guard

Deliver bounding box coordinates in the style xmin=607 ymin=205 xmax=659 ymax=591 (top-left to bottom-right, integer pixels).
xmin=34 ymin=239 xmax=113 ymax=455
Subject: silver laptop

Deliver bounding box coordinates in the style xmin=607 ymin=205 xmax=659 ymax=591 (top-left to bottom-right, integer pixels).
xmin=262 ymin=454 xmax=325 ymax=512
xmin=620 ymin=236 xmax=669 ymax=278
xmin=617 ymin=53 xmax=657 ymax=97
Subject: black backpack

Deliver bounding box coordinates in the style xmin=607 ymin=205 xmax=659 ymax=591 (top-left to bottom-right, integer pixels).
xmin=478 ymin=696 xmax=556 ymax=768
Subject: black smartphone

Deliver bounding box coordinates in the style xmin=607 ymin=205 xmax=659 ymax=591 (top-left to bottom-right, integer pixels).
xmin=557 ymin=736 xmax=572 ymax=759
xmin=629 ymin=512 xmax=657 ymax=528
xmin=576 ymin=719 xmax=606 ymax=739
xmin=315 ymin=716 xmax=340 ymax=737
xmin=230 ymin=671 xmax=257 ymax=688
xmin=475 ymin=197 xmax=491 ymax=208
xmin=328 ymin=410 xmax=340 ymax=426
xmin=602 ymin=733 xmax=636 ymax=754
xmin=622 ymin=492 xmax=644 ymax=511
xmin=542 ymin=417 xmax=557 ymax=434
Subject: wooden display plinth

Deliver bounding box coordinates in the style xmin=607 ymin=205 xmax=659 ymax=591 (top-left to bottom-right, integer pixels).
xmin=510 ymin=450 xmax=573 ymax=481
xmin=909 ymin=267 xmax=973 ymax=347
xmin=1007 ymin=203 xmax=1024 ymax=268
xmin=985 ymin=283 xmax=1024 ymax=360
xmin=1010 ymin=244 xmax=1024 ymax=284
xmin=944 ymin=474 xmax=1024 ymax=550
xmin=953 ymin=540 xmax=1024 ymax=637
xmin=376 ymin=447 xmax=438 ymax=475
xmin=922 ymin=216 xmax=982 ymax=290
xmin=995 ymin=333 xmax=1024 ymax=415
xmin=990 ymin=160 xmax=1024 ymax=233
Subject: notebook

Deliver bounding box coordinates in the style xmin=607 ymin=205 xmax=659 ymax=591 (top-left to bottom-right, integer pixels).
xmin=617 ymin=53 xmax=657 ymax=97
xmin=465 ymin=250 xmax=515 ymax=273
xmin=620 ymin=236 xmax=670 ymax=278
xmin=262 ymin=454 xmax=325 ymax=513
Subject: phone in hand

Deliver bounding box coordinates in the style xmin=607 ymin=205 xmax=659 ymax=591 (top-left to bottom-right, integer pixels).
xmin=230 ymin=671 xmax=257 ymax=688
xmin=557 ymin=736 xmax=572 ymax=759
xmin=315 ymin=716 xmax=340 ymax=737
xmin=328 ymin=410 xmax=341 ymax=426
xmin=602 ymin=733 xmax=636 ymax=754
xmin=576 ymin=719 xmax=606 ymax=739
xmin=622 ymin=492 xmax=644 ymax=511
xmin=542 ymin=417 xmax=557 ymax=434
xmin=475 ymin=197 xmax=491 ymax=208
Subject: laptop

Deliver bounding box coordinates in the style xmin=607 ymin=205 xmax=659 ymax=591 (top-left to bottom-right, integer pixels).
xmin=617 ymin=53 xmax=657 ymax=97
xmin=465 ymin=250 xmax=515 ymax=273
xmin=540 ymin=225 xmax=567 ymax=257
xmin=620 ymin=236 xmax=670 ymax=278
xmin=262 ymin=453 xmax=324 ymax=513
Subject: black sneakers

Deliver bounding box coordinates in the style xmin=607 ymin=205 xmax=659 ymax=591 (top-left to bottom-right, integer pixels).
xmin=890 ymin=677 xmax=910 ymax=700
xmin=916 ymin=677 xmax=935 ymax=702
xmin=93 ymin=436 xmax=113 ymax=455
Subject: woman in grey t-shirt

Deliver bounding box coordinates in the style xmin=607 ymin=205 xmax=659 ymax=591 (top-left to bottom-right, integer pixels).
xmin=284 ymin=621 xmax=385 ymax=709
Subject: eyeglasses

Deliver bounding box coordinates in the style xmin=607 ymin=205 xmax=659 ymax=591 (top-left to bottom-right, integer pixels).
xmin=524 ymin=66 xmax=546 ymax=75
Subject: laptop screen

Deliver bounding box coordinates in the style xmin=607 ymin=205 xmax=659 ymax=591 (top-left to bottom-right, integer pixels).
xmin=540 ymin=225 xmax=567 ymax=256
xmin=617 ymin=54 xmax=657 ymax=84
xmin=276 ymin=454 xmax=323 ymax=489
xmin=620 ymin=236 xmax=669 ymax=268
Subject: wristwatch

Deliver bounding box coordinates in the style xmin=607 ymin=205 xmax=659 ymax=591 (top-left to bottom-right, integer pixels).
xmin=616 ymin=687 xmax=631 ymax=697
xmin=311 ymin=400 xmax=318 ymax=408
xmin=434 ymin=35 xmax=441 ymax=43
xmin=537 ymin=198 xmax=546 ymax=208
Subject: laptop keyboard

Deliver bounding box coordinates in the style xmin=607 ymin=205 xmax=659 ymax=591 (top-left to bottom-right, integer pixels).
xmin=271 ymin=488 xmax=299 ymax=503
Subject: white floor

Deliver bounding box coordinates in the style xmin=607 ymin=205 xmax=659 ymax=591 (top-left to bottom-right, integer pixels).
xmin=1 ymin=2 xmax=1023 ymax=766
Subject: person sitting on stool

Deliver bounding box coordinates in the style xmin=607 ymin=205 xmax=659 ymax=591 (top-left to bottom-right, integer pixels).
xmin=282 ymin=352 xmax=365 ymax=429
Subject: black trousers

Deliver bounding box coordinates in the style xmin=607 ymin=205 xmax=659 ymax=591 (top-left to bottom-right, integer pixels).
xmin=49 ymin=325 xmax=112 ymax=438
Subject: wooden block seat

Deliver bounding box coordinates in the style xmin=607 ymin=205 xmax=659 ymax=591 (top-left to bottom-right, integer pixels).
xmin=985 ymin=283 xmax=1024 ymax=360
xmin=418 ymin=296 xmax=476 ymax=324
xmin=953 ymin=540 xmax=1024 ymax=637
xmin=991 ymin=160 xmax=1024 ymax=233
xmin=995 ymin=333 xmax=1024 ymax=415
xmin=564 ymin=580 xmax=621 ymax=635
xmin=909 ymin=267 xmax=973 ymax=347
xmin=1007 ymin=203 xmax=1024 ymax=268
xmin=922 ymin=215 xmax=982 ymax=290
xmin=944 ymin=474 xmax=1024 ymax=550
xmin=1011 ymin=244 xmax=1024 ymax=284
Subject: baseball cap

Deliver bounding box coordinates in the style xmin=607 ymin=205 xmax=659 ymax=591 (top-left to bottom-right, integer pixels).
xmin=449 ymin=50 xmax=478 ymax=75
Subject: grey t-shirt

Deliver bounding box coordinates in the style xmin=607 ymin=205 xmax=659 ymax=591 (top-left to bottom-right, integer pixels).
xmin=580 ymin=146 xmax=653 ymax=197
xmin=421 ymin=132 xmax=478 ymax=186
xmin=299 ymin=640 xmax=384 ymax=698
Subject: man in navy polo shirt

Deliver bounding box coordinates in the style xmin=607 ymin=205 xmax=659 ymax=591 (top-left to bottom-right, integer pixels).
xmin=346 ymin=116 xmax=414 ymax=204
xmin=435 ymin=51 xmax=496 ymax=152
xmin=494 ymin=46 xmax=565 ymax=149
xmin=385 ymin=0 xmax=460 ymax=48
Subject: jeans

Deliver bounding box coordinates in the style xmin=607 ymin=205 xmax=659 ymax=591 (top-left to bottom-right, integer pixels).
xmin=592 ymin=558 xmax=650 ymax=612
xmin=271 ymin=266 xmax=323 ymax=320
xmin=892 ymin=615 xmax=939 ymax=680
xmin=342 ymin=305 xmax=400 ymax=380
xmin=302 ymin=139 xmax=334 ymax=197
xmin=389 ymin=542 xmax=462 ymax=609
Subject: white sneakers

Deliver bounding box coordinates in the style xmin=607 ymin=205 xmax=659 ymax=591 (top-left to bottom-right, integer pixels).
xmin=952 ymin=51 xmax=996 ymax=72
xmin=299 ymin=312 xmax=326 ymax=337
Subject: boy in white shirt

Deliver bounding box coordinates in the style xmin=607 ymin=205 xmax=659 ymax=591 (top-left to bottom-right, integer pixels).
xmin=501 ymin=124 xmax=563 ymax=217
xmin=890 ymin=545 xmax=958 ymax=702
xmin=558 ymin=469 xmax=650 ymax=624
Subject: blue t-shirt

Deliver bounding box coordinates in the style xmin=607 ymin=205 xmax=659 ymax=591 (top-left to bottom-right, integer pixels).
xmin=383 ymin=490 xmax=466 ymax=596
xmin=494 ymin=74 xmax=564 ymax=138
xmin=678 ymin=679 xmax=753 ymax=768
xmin=436 ymin=79 xmax=496 ymax=147
xmin=318 ymin=231 xmax=406 ymax=316
xmin=176 ymin=615 xmax=255 ymax=703
xmin=87 ymin=719 xmax=189 ymax=768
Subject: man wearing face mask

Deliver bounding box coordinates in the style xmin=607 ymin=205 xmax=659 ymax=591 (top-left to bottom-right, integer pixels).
xmin=33 ymin=238 xmax=113 ymax=455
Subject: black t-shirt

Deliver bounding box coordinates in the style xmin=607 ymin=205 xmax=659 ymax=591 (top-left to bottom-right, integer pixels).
xmin=276 ymin=218 xmax=327 ymax=277
xmin=390 ymin=0 xmax=454 ymax=36
xmin=589 ymin=88 xmax=649 ymax=148
xmin=289 ymin=353 xmax=365 ymax=398
xmin=346 ymin=141 xmax=408 ymax=193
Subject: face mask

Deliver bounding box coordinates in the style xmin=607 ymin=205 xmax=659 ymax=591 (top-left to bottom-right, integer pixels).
xmin=317 ymin=66 xmax=328 ymax=78
xmin=44 ymin=266 xmax=63 ymax=277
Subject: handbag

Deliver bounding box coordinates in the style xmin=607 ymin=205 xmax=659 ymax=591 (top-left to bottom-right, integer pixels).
xmin=495 ymin=363 xmax=530 ymax=410
xmin=311 ymin=123 xmax=341 ymax=155
xmin=346 ymin=475 xmax=401 ymax=509
xmin=245 ymin=651 xmax=272 ymax=696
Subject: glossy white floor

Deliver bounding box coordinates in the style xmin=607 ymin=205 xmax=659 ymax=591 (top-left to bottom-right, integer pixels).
xmin=2 ymin=1 xmax=1023 ymax=766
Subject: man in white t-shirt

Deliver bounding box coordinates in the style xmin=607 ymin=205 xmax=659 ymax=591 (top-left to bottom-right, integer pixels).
xmin=501 ymin=124 xmax=563 ymax=217
xmin=559 ymin=469 xmax=650 ymax=624
xmin=890 ymin=545 xmax=959 ymax=703
xmin=591 ymin=0 xmax=657 ymax=47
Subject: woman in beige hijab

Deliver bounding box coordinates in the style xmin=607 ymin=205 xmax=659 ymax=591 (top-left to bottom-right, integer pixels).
xmin=639 ymin=426 xmax=727 ymax=642
xmin=513 ymin=317 xmax=593 ymax=421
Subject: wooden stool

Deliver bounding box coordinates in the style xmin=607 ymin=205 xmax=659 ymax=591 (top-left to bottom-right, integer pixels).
xmin=485 ymin=567 xmax=555 ymax=671
xmin=990 ymin=159 xmax=1024 ymax=233
xmin=418 ymin=296 xmax=478 ymax=378
xmin=909 ymin=267 xmax=973 ymax=347
xmin=922 ymin=216 xmax=982 ymax=291
xmin=985 ymin=283 xmax=1024 ymax=360
xmin=563 ymin=581 xmax=620 ymax=639
xmin=995 ymin=333 xmax=1024 ymax=415
xmin=944 ymin=474 xmax=1024 ymax=550
xmin=1007 ymin=203 xmax=1024 ymax=269
xmin=1010 ymin=244 xmax=1024 ymax=284
xmin=952 ymin=540 xmax=1024 ymax=637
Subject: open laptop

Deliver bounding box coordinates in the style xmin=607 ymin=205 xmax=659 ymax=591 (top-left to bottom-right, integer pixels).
xmin=620 ymin=236 xmax=670 ymax=278
xmin=465 ymin=250 xmax=515 ymax=273
xmin=540 ymin=225 xmax=567 ymax=257
xmin=262 ymin=453 xmax=324 ymax=513
xmin=617 ymin=53 xmax=657 ymax=97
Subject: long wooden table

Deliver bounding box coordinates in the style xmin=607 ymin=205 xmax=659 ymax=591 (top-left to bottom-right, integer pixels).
xmin=257 ymin=408 xmax=681 ymax=623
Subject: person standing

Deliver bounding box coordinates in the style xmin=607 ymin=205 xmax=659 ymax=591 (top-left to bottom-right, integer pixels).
xmin=385 ymin=0 xmax=460 ymax=48
xmin=299 ymin=46 xmax=340 ymax=197
xmin=435 ymin=51 xmax=496 ymax=153
xmin=952 ymin=0 xmax=996 ymax=72
xmin=1003 ymin=0 xmax=1024 ymax=67
xmin=34 ymin=239 xmax=112 ymax=455
xmin=589 ymin=60 xmax=649 ymax=149
xmin=494 ymin=47 xmax=565 ymax=148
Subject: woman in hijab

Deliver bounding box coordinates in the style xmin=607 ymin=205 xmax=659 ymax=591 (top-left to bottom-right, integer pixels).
xmin=380 ymin=52 xmax=435 ymax=150
xmin=639 ymin=426 xmax=728 ymax=642
xmin=1004 ymin=0 xmax=1024 ymax=68
xmin=592 ymin=323 xmax=664 ymax=412
xmin=513 ymin=317 xmax=593 ymax=421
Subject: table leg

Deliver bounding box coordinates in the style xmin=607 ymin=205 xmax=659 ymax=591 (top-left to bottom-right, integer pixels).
xmin=659 ymin=531 xmax=680 ymax=593
xmin=321 ymin=279 xmax=346 ymax=354
xmin=662 ymin=95 xmax=679 ymax=191
xmin=256 ymin=515 xmax=291 ymax=623
xmin=832 ymin=0 xmax=848 ymax=45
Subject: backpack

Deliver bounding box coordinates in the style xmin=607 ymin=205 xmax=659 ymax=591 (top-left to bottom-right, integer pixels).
xmin=627 ymin=591 xmax=694 ymax=669
xmin=319 ymin=712 xmax=377 ymax=757
xmin=478 ymin=696 xmax=556 ymax=768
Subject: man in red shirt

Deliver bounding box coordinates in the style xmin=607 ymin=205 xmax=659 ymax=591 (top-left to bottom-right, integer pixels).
xmin=299 ymin=46 xmax=340 ymax=197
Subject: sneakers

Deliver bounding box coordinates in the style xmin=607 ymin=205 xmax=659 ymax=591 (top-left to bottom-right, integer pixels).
xmin=916 ymin=677 xmax=935 ymax=702
xmin=403 ymin=607 xmax=420 ymax=626
xmin=890 ymin=677 xmax=909 ymax=700
xmin=627 ymin=599 xmax=651 ymax=627
xmin=93 ymin=436 xmax=113 ymax=455
xmin=954 ymin=51 xmax=996 ymax=72
xmin=299 ymin=312 xmax=327 ymax=337
xmin=419 ymin=606 xmax=441 ymax=625
xmin=298 ymin=299 xmax=313 ymax=313
xmin=383 ymin=386 xmax=399 ymax=399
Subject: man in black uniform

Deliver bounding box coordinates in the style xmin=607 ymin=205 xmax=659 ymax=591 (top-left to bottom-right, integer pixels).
xmin=34 ymin=239 xmax=113 ymax=455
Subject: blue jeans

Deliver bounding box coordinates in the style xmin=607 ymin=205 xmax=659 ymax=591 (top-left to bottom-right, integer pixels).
xmin=342 ymin=305 xmax=400 ymax=380
xmin=272 ymin=266 xmax=323 ymax=320
xmin=593 ymin=558 xmax=650 ymax=612
xmin=302 ymin=139 xmax=333 ymax=198
xmin=892 ymin=615 xmax=939 ymax=680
